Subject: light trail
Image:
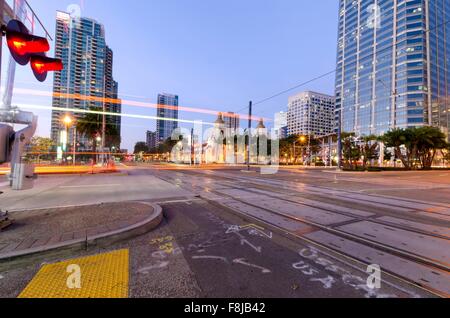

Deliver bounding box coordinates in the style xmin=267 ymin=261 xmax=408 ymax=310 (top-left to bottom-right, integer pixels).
xmin=13 ymin=88 xmax=268 ymax=121
xmin=16 ymin=103 xmax=216 ymax=126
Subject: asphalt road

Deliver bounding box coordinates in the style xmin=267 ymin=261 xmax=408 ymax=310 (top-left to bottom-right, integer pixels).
xmin=0 ymin=197 xmax=427 ymax=298
xmin=0 ymin=165 xmax=449 ymax=298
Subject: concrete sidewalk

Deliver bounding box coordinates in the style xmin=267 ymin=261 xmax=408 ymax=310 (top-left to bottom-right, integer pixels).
xmin=0 ymin=173 xmax=193 ymax=211
xmin=0 ymin=202 xmax=163 ymax=261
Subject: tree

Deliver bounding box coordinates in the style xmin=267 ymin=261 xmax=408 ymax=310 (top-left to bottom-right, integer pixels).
xmin=341 ymin=132 xmax=360 ymax=170
xmin=381 ymin=128 xmax=417 ymax=170
xmin=443 ymin=144 xmax=450 ymax=165
xmin=415 ymin=126 xmax=448 ymax=169
xmin=279 ymin=136 xmax=294 ymax=164
xmin=28 ymin=137 xmax=54 ymax=163
xmin=76 ymin=108 xmax=121 ymax=163
xmin=279 ymin=135 xmax=321 ymax=165
xmin=134 ymin=142 xmax=149 ymax=154
xmin=361 ymin=135 xmax=379 ymax=169
xmin=381 ymin=127 xmax=448 ymax=170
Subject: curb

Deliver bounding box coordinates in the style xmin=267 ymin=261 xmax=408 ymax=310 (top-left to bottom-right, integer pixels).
xmin=0 ymin=202 xmax=163 ymax=262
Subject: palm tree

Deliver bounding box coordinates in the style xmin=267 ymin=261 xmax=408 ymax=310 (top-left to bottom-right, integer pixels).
xmin=381 ymin=127 xmax=448 ymax=170
xmin=361 ymin=135 xmax=379 ymax=170
xmin=381 ymin=128 xmax=416 ymax=170
xmin=76 ymin=108 xmax=121 ymax=163
xmin=415 ymin=126 xmax=448 ymax=169
xmin=341 ymin=132 xmax=360 ymax=170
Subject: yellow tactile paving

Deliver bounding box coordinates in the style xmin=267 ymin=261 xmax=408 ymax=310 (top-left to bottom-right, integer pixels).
xmin=18 ymin=249 xmax=129 ymax=298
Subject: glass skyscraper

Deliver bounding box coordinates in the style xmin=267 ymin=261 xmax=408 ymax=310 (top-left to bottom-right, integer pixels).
xmin=156 ymin=93 xmax=179 ymax=145
xmin=51 ymin=11 xmax=121 ymax=148
xmin=335 ymin=0 xmax=450 ymax=138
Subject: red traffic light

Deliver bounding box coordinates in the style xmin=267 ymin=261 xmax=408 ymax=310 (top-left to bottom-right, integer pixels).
xmin=5 ymin=19 xmax=50 ymax=65
xmin=30 ymin=55 xmax=63 ymax=82
xmin=7 ymin=31 xmax=50 ymax=56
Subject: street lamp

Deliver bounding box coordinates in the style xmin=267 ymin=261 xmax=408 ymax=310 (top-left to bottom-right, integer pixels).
xmin=63 ymin=115 xmax=73 ymax=127
xmin=293 ymin=135 xmax=307 ymax=165
xmin=62 ymin=114 xmax=76 ymax=165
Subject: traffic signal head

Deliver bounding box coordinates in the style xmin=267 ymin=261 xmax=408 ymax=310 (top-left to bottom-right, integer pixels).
xmin=6 ymin=31 xmax=50 ymax=57
xmin=3 ymin=19 xmax=63 ymax=81
xmin=5 ymin=19 xmax=50 ymax=65
xmin=31 ymin=55 xmax=63 ymax=82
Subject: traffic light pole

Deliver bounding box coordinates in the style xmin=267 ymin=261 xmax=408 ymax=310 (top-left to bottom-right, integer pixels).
xmin=337 ymin=109 xmax=343 ymax=171
xmin=247 ymin=101 xmax=252 ymax=171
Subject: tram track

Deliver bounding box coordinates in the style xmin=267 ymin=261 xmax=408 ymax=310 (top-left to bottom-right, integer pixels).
xmin=155 ymin=169 xmax=450 ymax=298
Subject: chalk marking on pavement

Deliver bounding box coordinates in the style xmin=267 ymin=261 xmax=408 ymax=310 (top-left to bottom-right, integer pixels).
xmin=226 ymin=224 xmax=273 ymax=239
xmin=310 ymin=276 xmax=336 ymax=289
xmin=192 ymin=256 xmax=229 ymax=263
xmin=295 ymin=247 xmax=398 ymax=298
xmin=232 ymin=258 xmax=271 ymax=274
xmin=240 ymin=238 xmax=262 ymax=254
xmin=232 ymin=230 xmax=263 ymax=254
xmin=59 ymin=184 xmax=121 ymax=189
xmin=137 ymin=261 xmax=170 ymax=274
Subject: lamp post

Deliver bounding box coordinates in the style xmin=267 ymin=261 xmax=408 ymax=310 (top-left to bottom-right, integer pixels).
xmin=62 ymin=115 xmax=74 ymax=164
xmin=96 ymin=136 xmax=102 ymax=165
xmin=293 ymin=135 xmax=307 ymax=165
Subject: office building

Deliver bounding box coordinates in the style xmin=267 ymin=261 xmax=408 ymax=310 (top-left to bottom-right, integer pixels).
xmin=287 ymin=91 xmax=335 ymax=137
xmin=156 ymin=93 xmax=179 ymax=145
xmin=335 ymin=0 xmax=450 ymax=137
xmin=274 ymin=111 xmax=288 ymax=139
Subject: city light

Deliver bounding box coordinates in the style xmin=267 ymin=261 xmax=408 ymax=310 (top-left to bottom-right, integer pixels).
xmin=1 ymin=0 xmax=449 ymax=305
xmin=6 ymin=33 xmax=50 ymax=56
xmin=31 ymin=55 xmax=63 ymax=74
xmin=62 ymin=114 xmax=74 ymax=126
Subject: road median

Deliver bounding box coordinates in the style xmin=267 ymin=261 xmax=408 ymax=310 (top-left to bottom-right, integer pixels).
xmin=0 ymin=201 xmax=163 ymax=262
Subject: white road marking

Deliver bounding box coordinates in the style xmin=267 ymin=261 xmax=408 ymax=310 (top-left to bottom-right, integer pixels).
xmin=137 ymin=261 xmax=170 ymax=274
xmin=192 ymin=256 xmax=228 ymax=263
xmin=59 ymin=184 xmax=121 ymax=189
xmin=232 ymin=258 xmax=271 ymax=274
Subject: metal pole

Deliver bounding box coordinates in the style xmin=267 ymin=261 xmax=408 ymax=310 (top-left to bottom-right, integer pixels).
xmin=0 ymin=31 xmax=2 ymax=100
xmin=337 ymin=109 xmax=343 ymax=170
xmin=73 ymin=126 xmax=76 ymax=166
xmin=65 ymin=124 xmax=69 ymax=164
xmin=308 ymin=136 xmax=311 ymax=166
xmin=190 ymin=128 xmax=194 ymax=166
xmin=328 ymin=136 xmax=333 ymax=167
xmin=293 ymin=142 xmax=296 ymax=166
xmin=102 ymin=75 xmax=106 ymax=156
xmin=247 ymin=101 xmax=252 ymax=171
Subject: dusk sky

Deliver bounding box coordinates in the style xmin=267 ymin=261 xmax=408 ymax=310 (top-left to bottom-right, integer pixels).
xmin=4 ymin=0 xmax=339 ymax=151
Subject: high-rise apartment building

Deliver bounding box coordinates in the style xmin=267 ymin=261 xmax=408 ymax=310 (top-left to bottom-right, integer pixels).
xmin=146 ymin=131 xmax=157 ymax=150
xmin=51 ymin=11 xmax=121 ymax=148
xmin=335 ymin=0 xmax=450 ymax=137
xmin=156 ymin=93 xmax=179 ymax=145
xmin=287 ymin=91 xmax=335 ymax=137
